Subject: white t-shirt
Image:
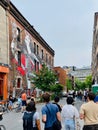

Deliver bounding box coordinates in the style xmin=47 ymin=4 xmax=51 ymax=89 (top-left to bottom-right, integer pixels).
xmin=33 ymin=111 xmax=40 ymax=127
xmin=61 ymin=104 xmax=79 ymax=121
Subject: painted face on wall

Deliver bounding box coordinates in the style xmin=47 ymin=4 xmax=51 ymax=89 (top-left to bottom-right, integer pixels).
xmin=11 ymin=23 xmax=18 ymax=61
xmin=25 ymin=35 xmax=31 ymax=54
xmin=12 ymin=23 xmax=19 ymax=40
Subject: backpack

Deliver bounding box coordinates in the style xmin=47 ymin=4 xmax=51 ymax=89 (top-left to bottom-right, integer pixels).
xmin=23 ymin=111 xmax=35 ymax=130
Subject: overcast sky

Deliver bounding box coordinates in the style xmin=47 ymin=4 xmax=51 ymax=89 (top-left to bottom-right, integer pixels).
xmin=11 ymin=0 xmax=98 ymax=68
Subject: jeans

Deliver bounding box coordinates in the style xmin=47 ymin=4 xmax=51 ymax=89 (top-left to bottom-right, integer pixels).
xmin=64 ymin=119 xmax=75 ymax=130
xmin=83 ymin=124 xmax=98 ymax=130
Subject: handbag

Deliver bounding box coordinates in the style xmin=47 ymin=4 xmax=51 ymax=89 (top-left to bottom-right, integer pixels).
xmin=75 ymin=119 xmax=81 ymax=130
xmin=46 ymin=105 xmax=62 ymax=130
xmin=52 ymin=119 xmax=62 ymax=130
xmin=74 ymin=109 xmax=81 ymax=130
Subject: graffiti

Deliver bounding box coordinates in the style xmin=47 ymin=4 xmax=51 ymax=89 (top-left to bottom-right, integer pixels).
xmin=11 ymin=22 xmax=41 ymax=75
xmin=24 ymin=34 xmax=32 ymax=54
xmin=11 ymin=23 xmax=18 ymax=62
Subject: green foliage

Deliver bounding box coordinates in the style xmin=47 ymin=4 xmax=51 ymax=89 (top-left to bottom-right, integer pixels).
xmin=32 ymin=64 xmax=57 ymax=92
xmin=66 ymin=78 xmax=73 ymax=90
xmin=75 ymin=79 xmax=86 ymax=90
xmin=50 ymin=83 xmax=63 ymax=93
xmin=75 ymin=75 xmax=92 ymax=90
xmin=84 ymin=75 xmax=92 ymax=89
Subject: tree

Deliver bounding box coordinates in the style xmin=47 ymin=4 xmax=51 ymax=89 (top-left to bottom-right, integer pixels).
xmin=50 ymin=83 xmax=63 ymax=93
xmin=66 ymin=78 xmax=73 ymax=91
xmin=75 ymin=78 xmax=85 ymax=90
xmin=74 ymin=75 xmax=92 ymax=90
xmin=84 ymin=75 xmax=92 ymax=89
xmin=32 ymin=64 xmax=58 ymax=92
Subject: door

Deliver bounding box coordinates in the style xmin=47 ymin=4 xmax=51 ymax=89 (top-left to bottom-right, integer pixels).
xmin=0 ymin=74 xmax=4 ymax=100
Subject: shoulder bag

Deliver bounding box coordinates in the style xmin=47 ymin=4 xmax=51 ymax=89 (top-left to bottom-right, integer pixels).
xmin=74 ymin=108 xmax=81 ymax=130
xmin=46 ymin=105 xmax=62 ymax=130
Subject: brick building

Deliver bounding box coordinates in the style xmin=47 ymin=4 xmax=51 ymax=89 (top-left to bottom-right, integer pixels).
xmin=0 ymin=0 xmax=55 ymax=99
xmin=53 ymin=67 xmax=67 ymax=90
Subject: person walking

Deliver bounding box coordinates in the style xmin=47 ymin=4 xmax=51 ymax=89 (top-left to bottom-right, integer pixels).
xmin=80 ymin=92 xmax=98 ymax=130
xmin=31 ymin=94 xmax=36 ymax=102
xmin=8 ymin=95 xmax=13 ymax=111
xmin=41 ymin=92 xmax=61 ymax=130
xmin=23 ymin=101 xmax=41 ymax=130
xmin=53 ymin=96 xmax=62 ymax=112
xmin=21 ymin=91 xmax=27 ymax=112
xmin=61 ymin=96 xmax=80 ymax=130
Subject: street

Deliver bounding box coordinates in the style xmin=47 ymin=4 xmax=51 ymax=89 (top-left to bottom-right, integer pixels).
xmin=0 ymin=97 xmax=84 ymax=130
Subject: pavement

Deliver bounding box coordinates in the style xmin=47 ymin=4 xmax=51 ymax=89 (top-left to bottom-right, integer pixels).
xmin=0 ymin=97 xmax=84 ymax=130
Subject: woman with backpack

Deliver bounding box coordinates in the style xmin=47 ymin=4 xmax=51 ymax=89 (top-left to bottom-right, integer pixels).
xmin=23 ymin=101 xmax=41 ymax=130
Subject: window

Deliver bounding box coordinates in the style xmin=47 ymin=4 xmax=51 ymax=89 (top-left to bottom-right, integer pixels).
xmin=52 ymin=59 xmax=53 ymax=66
xmin=34 ymin=42 xmax=36 ymax=54
xmin=36 ymin=62 xmax=39 ymax=72
xmin=17 ymin=28 xmax=21 ymax=42
xmin=18 ymin=51 xmax=21 ymax=66
xmin=46 ymin=53 xmax=48 ymax=63
xmin=37 ymin=45 xmax=39 ymax=55
xmin=41 ymin=49 xmax=44 ymax=59
xmin=17 ymin=78 xmax=21 ymax=88
xmin=34 ymin=59 xmax=37 ymax=71
xmin=49 ymin=56 xmax=51 ymax=65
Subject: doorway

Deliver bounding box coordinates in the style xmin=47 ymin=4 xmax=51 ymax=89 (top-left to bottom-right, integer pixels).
xmin=0 ymin=74 xmax=4 ymax=100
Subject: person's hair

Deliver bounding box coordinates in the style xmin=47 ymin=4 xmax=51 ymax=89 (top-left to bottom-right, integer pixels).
xmin=31 ymin=98 xmax=34 ymax=101
xmin=26 ymin=101 xmax=36 ymax=112
xmin=54 ymin=96 xmax=60 ymax=103
xmin=31 ymin=94 xmax=34 ymax=97
xmin=66 ymin=97 xmax=74 ymax=104
xmin=87 ymin=92 xmax=96 ymax=101
xmin=9 ymin=95 xmax=12 ymax=99
xmin=42 ymin=92 xmax=50 ymax=102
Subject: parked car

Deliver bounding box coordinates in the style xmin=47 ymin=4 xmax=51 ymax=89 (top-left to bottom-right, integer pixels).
xmin=62 ymin=91 xmax=68 ymax=97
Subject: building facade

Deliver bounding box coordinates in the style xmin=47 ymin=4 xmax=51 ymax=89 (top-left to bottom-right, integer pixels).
xmin=53 ymin=67 xmax=67 ymax=90
xmin=63 ymin=66 xmax=91 ymax=82
xmin=0 ymin=0 xmax=55 ymax=99
xmin=92 ymin=12 xmax=98 ymax=84
xmin=70 ymin=67 xmax=91 ymax=82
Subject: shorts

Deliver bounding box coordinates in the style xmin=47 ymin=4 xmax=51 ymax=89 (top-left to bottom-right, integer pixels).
xmin=83 ymin=124 xmax=98 ymax=130
xmin=22 ymin=100 xmax=26 ymax=106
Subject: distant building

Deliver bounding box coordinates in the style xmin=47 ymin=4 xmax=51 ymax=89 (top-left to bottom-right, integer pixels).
xmin=63 ymin=66 xmax=91 ymax=82
xmin=70 ymin=67 xmax=91 ymax=81
xmin=53 ymin=67 xmax=67 ymax=90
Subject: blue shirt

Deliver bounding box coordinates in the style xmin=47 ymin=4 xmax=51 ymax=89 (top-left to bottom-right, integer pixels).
xmin=94 ymin=95 xmax=98 ymax=102
xmin=41 ymin=102 xmax=59 ymax=128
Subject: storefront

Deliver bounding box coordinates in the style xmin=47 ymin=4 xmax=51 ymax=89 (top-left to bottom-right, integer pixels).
xmin=0 ymin=65 xmax=9 ymax=100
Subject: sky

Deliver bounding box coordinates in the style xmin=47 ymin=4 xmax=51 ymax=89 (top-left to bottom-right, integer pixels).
xmin=11 ymin=0 xmax=98 ymax=68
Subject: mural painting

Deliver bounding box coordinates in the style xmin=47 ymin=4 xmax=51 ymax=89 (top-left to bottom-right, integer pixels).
xmin=10 ymin=22 xmax=41 ymax=90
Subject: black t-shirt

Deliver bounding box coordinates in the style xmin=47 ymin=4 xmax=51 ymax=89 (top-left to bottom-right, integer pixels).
xmin=53 ymin=102 xmax=62 ymax=112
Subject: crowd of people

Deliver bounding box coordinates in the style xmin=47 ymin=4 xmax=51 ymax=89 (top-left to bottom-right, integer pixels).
xmin=4 ymin=90 xmax=98 ymax=130
xmin=21 ymin=90 xmax=98 ymax=130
